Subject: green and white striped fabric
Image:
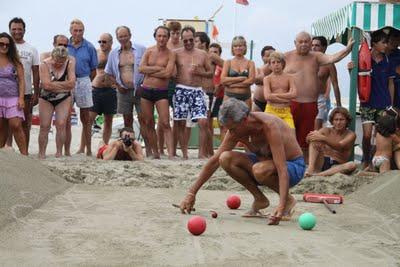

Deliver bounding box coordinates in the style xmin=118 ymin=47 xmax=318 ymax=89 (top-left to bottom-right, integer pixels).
xmin=312 ymin=1 xmax=400 ymax=44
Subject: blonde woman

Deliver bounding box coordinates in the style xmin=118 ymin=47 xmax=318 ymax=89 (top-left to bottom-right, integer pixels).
xmin=221 ymin=36 xmax=255 ymax=107
xmin=38 ymin=46 xmax=76 ymax=158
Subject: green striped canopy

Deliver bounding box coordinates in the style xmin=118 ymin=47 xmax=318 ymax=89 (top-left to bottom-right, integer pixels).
xmin=312 ymin=1 xmax=400 ymax=44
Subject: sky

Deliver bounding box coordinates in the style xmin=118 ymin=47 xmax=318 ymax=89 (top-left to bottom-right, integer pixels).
xmin=1 ymin=0 xmax=355 ymax=101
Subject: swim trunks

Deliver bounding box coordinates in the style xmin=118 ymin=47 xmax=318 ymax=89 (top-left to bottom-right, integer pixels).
xmin=290 ymin=101 xmax=318 ymax=149
xmin=173 ymin=84 xmax=207 ymax=122
xmin=97 ymin=144 xmax=108 ymax=159
xmin=321 ymin=157 xmax=340 ymax=171
xmin=91 ymin=87 xmax=117 ymax=115
xmin=372 ymin=155 xmax=389 ymax=169
xmin=265 ymin=105 xmax=295 ymax=129
xmin=253 ymin=98 xmax=266 ymax=112
xmin=141 ymin=85 xmax=169 ymax=103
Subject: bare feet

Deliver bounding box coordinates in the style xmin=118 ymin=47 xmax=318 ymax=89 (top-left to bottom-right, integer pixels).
xmin=243 ymin=197 xmax=270 ymax=217
xmin=86 ymin=151 xmax=92 ymax=157
xmin=304 ymin=169 xmax=315 ymax=178
xmin=55 ymin=152 xmax=62 ymax=158
xmin=76 ymin=149 xmax=84 ymax=154
xmin=64 ymin=151 xmax=71 ymax=156
xmin=38 ymin=153 xmax=46 ymax=160
xmin=282 ymin=195 xmax=296 ymax=221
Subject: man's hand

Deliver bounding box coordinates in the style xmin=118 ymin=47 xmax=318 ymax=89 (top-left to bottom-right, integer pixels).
xmin=179 ymin=192 xmax=196 ymax=214
xmin=346 ymin=37 xmax=355 ymax=51
xmin=117 ymin=85 xmax=129 ymax=94
xmin=32 ymin=93 xmax=39 ymax=106
xmin=17 ymin=97 xmax=25 ymax=110
xmin=347 ymin=61 xmax=355 ymax=70
xmin=268 ymin=205 xmax=284 ymax=225
xmin=306 ymin=131 xmax=325 ymax=143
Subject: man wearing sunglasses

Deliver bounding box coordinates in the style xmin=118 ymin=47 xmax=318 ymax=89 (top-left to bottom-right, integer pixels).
xmin=86 ymin=33 xmax=115 ymax=146
xmin=7 ymin=17 xmax=40 ymax=152
xmin=96 ymin=127 xmax=143 ymax=161
xmin=173 ymin=26 xmax=213 ymax=159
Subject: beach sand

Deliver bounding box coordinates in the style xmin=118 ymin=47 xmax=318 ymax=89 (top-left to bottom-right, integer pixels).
xmin=0 ymin=124 xmax=399 ymax=265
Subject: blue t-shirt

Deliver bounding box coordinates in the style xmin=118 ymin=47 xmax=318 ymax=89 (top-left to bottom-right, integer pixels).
xmin=68 ymin=38 xmax=98 ymax=78
xmin=361 ymin=54 xmax=395 ymax=109
xmin=389 ymin=49 xmax=400 ymax=108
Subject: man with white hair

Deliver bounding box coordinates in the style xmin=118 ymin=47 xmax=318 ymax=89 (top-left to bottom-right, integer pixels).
xmin=67 ymin=19 xmax=98 ymax=156
xmin=179 ymin=98 xmax=306 ymax=225
xmin=284 ymin=31 xmax=353 ymax=156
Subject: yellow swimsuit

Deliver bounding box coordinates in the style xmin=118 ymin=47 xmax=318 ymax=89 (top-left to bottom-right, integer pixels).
xmin=265 ymin=104 xmax=295 ymax=129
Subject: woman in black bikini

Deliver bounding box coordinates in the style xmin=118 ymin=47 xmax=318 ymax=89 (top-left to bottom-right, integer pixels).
xmin=221 ymin=36 xmax=255 ymax=107
xmin=38 ymin=46 xmax=76 ymax=159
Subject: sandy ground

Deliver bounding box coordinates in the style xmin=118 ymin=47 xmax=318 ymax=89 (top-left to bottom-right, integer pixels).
xmin=0 ymin=124 xmax=399 ymax=265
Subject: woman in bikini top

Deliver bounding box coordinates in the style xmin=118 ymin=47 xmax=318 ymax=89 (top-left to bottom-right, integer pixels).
xmin=221 ymin=36 xmax=255 ymax=107
xmin=38 ymin=46 xmax=76 ymax=159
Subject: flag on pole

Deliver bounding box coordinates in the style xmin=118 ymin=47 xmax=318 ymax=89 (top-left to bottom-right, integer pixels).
xmin=236 ymin=0 xmax=249 ymax=5
xmin=212 ymin=25 xmax=219 ymax=40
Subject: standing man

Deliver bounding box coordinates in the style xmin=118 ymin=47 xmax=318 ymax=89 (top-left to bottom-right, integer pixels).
xmin=194 ymin=31 xmax=223 ymax=157
xmin=284 ymin=31 xmax=353 ymax=157
xmin=67 ymin=19 xmax=98 ymax=156
xmin=311 ymin=36 xmax=342 ymax=130
xmin=8 ymin=17 xmax=40 ymax=151
xmin=89 ymin=33 xmax=115 ymax=145
xmin=167 ymin=21 xmax=183 ymax=50
xmin=387 ymin=30 xmax=400 ymax=109
xmin=253 ymin=45 xmax=275 ymax=112
xmin=173 ymin=26 xmax=213 ymax=159
xmin=138 ymin=26 xmax=176 ymax=159
xmin=104 ymin=26 xmax=147 ymax=153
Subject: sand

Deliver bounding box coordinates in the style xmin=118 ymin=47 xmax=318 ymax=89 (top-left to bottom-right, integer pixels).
xmin=0 ymin=124 xmax=399 ymax=265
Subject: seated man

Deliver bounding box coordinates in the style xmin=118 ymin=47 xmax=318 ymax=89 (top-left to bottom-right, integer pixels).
xmin=179 ymin=98 xmax=306 ymax=225
xmin=305 ymin=107 xmax=357 ymax=176
xmin=97 ymin=127 xmax=144 ymax=161
xmin=372 ymin=114 xmax=400 ymax=173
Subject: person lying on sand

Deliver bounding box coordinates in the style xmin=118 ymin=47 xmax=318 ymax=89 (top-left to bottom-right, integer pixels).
xmin=96 ymin=127 xmax=143 ymax=161
xmin=179 ymin=98 xmax=305 ymax=225
xmin=305 ymin=107 xmax=357 ymax=177
xmin=372 ymin=114 xmax=400 ymax=173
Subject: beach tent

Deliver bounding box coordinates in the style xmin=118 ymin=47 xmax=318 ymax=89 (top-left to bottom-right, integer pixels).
xmin=311 ymin=1 xmax=400 ymax=130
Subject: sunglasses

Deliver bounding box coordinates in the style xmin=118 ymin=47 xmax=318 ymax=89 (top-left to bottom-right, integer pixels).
xmin=183 ymin=38 xmax=194 ymax=44
xmin=386 ymin=106 xmax=399 ymax=117
xmin=98 ymin=40 xmax=108 ymax=44
xmin=57 ymin=44 xmax=68 ymax=48
xmin=0 ymin=42 xmax=10 ymax=48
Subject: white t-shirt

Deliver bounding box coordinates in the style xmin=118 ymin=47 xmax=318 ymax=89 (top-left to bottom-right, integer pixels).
xmin=16 ymin=42 xmax=39 ymax=95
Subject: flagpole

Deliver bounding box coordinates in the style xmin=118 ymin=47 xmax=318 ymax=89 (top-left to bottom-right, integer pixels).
xmin=233 ymin=0 xmax=237 ymax=37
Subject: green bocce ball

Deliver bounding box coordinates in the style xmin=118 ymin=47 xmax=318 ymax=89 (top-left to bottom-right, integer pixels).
xmin=298 ymin=212 xmax=316 ymax=230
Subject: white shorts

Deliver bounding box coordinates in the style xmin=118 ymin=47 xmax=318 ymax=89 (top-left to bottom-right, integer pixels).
xmin=73 ymin=77 xmax=93 ymax=108
xmin=316 ymin=94 xmax=329 ymax=122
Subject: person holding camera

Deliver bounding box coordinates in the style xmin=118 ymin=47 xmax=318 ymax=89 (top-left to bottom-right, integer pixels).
xmin=96 ymin=127 xmax=143 ymax=161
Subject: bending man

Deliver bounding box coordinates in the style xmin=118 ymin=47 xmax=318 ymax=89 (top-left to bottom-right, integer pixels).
xmin=179 ymin=98 xmax=305 ymax=225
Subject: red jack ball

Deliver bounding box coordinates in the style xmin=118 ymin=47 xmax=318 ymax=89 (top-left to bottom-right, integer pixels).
xmin=226 ymin=195 xmax=241 ymax=209
xmin=187 ymin=216 xmax=206 ymax=236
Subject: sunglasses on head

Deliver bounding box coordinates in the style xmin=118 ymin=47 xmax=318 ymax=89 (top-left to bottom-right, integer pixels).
xmin=0 ymin=42 xmax=10 ymax=48
xmin=98 ymin=40 xmax=107 ymax=44
xmin=183 ymin=38 xmax=194 ymax=44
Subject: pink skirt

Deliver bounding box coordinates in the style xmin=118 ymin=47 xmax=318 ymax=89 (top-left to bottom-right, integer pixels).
xmin=0 ymin=97 xmax=25 ymax=120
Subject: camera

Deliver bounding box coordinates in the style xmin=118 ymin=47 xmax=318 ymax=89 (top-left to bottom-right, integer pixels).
xmin=122 ymin=135 xmax=132 ymax=147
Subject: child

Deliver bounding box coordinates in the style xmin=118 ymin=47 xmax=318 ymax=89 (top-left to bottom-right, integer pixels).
xmin=263 ymin=52 xmax=297 ymax=128
xmin=372 ymin=114 xmax=399 ymax=173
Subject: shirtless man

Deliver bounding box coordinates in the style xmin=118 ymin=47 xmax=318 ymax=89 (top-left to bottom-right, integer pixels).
xmin=311 ymin=36 xmax=342 ymax=130
xmin=105 ymin=26 xmax=147 ymax=153
xmin=263 ymin=52 xmax=296 ymax=129
xmin=167 ymin=21 xmax=183 ymax=50
xmin=284 ymin=31 xmax=353 ymax=155
xmin=173 ymin=26 xmax=213 ymax=159
xmin=305 ymin=107 xmax=357 ymax=176
xmin=97 ymin=127 xmax=143 ymax=161
xmin=194 ymin=31 xmax=224 ymax=158
xmin=89 ymin=33 xmax=115 ymax=145
xmin=179 ymin=98 xmax=305 ymax=225
xmin=139 ymin=26 xmax=176 ymax=159
xmin=40 ymin=34 xmax=73 ymax=155
xmin=253 ymin=45 xmax=275 ymax=112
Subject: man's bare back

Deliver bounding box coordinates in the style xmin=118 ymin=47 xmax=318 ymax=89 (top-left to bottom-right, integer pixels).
xmin=175 ymin=48 xmax=208 ymax=87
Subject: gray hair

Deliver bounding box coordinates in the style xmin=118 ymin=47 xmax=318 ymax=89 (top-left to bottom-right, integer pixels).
xmin=51 ymin=46 xmax=68 ymax=59
xmin=218 ymin=98 xmax=249 ymax=125
xmin=115 ymin=25 xmax=131 ymax=36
